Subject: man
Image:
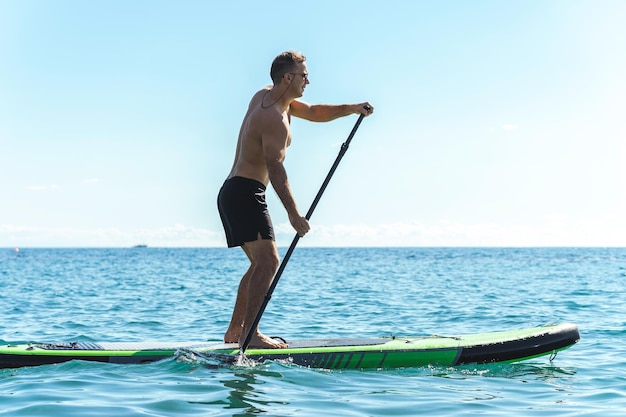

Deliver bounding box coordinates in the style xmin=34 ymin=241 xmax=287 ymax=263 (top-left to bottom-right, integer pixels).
xmin=218 ymin=50 xmax=373 ymax=349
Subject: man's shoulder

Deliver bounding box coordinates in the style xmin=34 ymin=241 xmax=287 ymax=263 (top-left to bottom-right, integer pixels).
xmin=249 ymin=86 xmax=272 ymax=105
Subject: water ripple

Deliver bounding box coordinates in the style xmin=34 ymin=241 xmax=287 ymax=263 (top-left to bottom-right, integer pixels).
xmin=1 ymin=247 xmax=625 ymax=416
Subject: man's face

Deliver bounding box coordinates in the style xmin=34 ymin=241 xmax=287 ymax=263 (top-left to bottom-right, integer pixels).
xmin=289 ymin=62 xmax=309 ymax=97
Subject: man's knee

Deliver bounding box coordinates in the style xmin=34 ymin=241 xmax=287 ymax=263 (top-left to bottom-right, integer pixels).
xmin=244 ymin=242 xmax=279 ymax=272
xmin=256 ymin=251 xmax=279 ymax=273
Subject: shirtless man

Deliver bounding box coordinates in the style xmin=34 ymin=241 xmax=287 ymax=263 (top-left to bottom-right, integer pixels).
xmin=217 ymin=51 xmax=374 ymax=348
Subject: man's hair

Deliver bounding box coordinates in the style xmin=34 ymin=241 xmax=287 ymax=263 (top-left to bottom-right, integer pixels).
xmin=270 ymin=50 xmax=306 ymax=84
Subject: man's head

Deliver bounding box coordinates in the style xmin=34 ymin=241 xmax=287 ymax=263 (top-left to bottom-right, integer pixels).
xmin=270 ymin=51 xmax=307 ymax=85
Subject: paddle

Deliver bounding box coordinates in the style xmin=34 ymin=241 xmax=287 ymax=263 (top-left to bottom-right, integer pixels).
xmin=239 ymin=107 xmax=370 ymax=356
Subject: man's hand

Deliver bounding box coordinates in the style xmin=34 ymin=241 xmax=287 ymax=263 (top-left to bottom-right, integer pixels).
xmin=289 ymin=213 xmax=310 ymax=237
xmin=355 ymin=102 xmax=374 ymax=116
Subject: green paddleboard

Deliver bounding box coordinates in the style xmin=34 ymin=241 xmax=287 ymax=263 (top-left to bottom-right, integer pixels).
xmin=0 ymin=323 xmax=579 ymax=370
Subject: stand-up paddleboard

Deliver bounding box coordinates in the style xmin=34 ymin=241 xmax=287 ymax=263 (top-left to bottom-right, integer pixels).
xmin=0 ymin=323 xmax=579 ymax=370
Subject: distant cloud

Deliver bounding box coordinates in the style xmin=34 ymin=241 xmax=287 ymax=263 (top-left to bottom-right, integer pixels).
xmin=277 ymin=218 xmax=626 ymax=247
xmin=0 ymin=224 xmax=223 ymax=247
xmin=25 ymin=184 xmax=60 ymax=191
xmin=24 ymin=179 xmax=100 ymax=192
xmin=3 ymin=217 xmax=626 ymax=247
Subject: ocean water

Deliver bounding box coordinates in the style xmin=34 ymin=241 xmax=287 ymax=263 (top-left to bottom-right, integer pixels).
xmin=1 ymin=247 xmax=625 ymax=416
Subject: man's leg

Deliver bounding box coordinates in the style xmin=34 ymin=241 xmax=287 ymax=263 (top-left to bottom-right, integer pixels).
xmin=238 ymin=239 xmax=288 ymax=348
xmin=224 ymin=246 xmax=255 ymax=343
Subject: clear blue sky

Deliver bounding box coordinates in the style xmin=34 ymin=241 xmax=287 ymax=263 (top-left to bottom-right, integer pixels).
xmin=1 ymin=0 xmax=625 ymax=247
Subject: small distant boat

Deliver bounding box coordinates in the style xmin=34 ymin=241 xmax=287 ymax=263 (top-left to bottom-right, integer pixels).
xmin=132 ymin=244 xmax=148 ymax=248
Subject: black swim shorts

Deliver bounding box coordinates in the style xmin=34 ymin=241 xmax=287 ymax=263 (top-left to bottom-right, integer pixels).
xmin=217 ymin=176 xmax=275 ymax=248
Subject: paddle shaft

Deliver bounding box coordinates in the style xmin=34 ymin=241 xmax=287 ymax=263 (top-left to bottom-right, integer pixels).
xmin=239 ymin=111 xmax=368 ymax=355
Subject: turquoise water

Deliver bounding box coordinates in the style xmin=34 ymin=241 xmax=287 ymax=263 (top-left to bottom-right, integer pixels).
xmin=1 ymin=247 xmax=625 ymax=416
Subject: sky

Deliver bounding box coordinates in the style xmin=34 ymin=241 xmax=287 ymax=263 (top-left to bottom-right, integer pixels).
xmin=1 ymin=0 xmax=625 ymax=248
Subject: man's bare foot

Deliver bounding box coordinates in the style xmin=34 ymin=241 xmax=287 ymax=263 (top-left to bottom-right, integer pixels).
xmin=224 ymin=332 xmax=239 ymax=344
xmin=240 ymin=332 xmax=288 ymax=349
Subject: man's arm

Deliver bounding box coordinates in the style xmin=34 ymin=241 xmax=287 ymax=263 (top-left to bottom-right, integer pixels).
xmin=290 ymin=100 xmax=373 ymax=122
xmin=262 ymin=117 xmax=310 ymax=237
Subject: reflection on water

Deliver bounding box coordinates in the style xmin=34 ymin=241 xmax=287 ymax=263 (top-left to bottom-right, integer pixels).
xmin=190 ymin=366 xmax=287 ymax=416
xmin=423 ymin=362 xmax=578 ymax=380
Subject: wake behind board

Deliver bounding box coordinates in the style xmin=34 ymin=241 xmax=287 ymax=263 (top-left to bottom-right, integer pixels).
xmin=0 ymin=323 xmax=579 ymax=370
